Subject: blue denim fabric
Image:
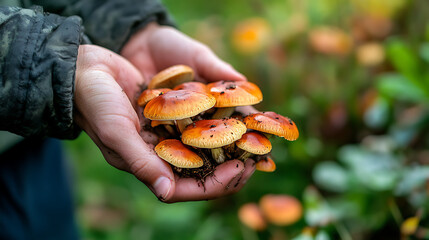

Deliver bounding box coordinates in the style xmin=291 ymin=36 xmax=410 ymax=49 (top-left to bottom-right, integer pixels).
xmin=0 ymin=138 xmax=78 ymax=240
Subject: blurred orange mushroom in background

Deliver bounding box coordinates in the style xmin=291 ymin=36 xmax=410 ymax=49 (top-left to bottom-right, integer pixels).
xmin=238 ymin=203 xmax=267 ymax=231
xmin=309 ymin=26 xmax=353 ymax=56
xmin=231 ymin=17 xmax=271 ymax=55
xmin=259 ymin=194 xmax=303 ymax=226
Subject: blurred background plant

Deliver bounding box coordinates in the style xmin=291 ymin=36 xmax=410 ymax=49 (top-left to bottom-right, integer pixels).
xmin=65 ymin=0 xmax=429 ymax=239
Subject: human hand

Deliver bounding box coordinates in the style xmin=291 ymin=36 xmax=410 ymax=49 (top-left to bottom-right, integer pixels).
xmin=74 ymin=45 xmax=255 ymax=203
xmin=121 ymin=22 xmax=247 ymax=83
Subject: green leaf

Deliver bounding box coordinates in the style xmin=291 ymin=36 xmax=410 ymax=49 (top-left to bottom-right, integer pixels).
xmin=303 ymin=187 xmax=339 ymax=226
xmin=420 ymin=43 xmax=429 ymax=64
xmin=385 ymin=38 xmax=422 ymax=87
xmin=395 ymin=166 xmax=429 ymax=196
xmin=338 ymin=145 xmax=402 ymax=191
xmin=376 ymin=73 xmax=428 ymax=103
xmin=313 ymin=161 xmax=350 ymax=192
xmin=363 ymin=97 xmax=390 ymax=129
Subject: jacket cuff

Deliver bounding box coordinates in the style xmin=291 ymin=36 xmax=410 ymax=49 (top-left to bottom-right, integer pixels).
xmin=0 ymin=7 xmax=83 ymax=139
xmin=63 ymin=0 xmax=175 ymax=53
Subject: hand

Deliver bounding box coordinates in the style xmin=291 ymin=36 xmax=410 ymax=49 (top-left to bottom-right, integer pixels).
xmin=74 ymin=45 xmax=255 ymax=203
xmin=121 ymin=22 xmax=247 ymax=83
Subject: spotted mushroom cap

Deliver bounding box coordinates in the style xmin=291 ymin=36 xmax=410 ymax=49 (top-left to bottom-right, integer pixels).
xmin=154 ymin=139 xmax=203 ymax=168
xmin=236 ymin=132 xmax=272 ymax=155
xmin=148 ymin=65 xmax=194 ymax=89
xmin=243 ymin=112 xmax=299 ymax=140
xmin=181 ymin=118 xmax=247 ymax=148
xmin=173 ymin=81 xmax=208 ymax=94
xmin=255 ymin=157 xmax=276 ymax=172
xmin=144 ymin=90 xmax=216 ymax=120
xmin=207 ymin=80 xmax=263 ymax=107
xmin=137 ymin=88 xmax=171 ymax=107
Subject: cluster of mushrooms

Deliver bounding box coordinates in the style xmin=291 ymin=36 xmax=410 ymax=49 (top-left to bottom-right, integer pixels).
xmin=138 ymin=65 xmax=299 ymax=178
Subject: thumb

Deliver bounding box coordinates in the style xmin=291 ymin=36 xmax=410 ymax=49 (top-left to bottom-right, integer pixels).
xmin=194 ymin=47 xmax=247 ymax=82
xmin=102 ymin=127 xmax=176 ymax=201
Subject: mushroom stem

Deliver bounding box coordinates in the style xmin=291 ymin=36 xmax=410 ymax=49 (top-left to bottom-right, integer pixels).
xmin=212 ymin=107 xmax=235 ymax=119
xmin=211 ymin=148 xmax=226 ymax=164
xmin=238 ymin=151 xmax=253 ymax=161
xmin=164 ymin=125 xmax=176 ymax=135
xmin=177 ymin=118 xmax=193 ymax=133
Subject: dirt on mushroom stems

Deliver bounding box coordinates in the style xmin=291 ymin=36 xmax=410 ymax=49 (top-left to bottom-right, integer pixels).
xmin=171 ymin=148 xmax=218 ymax=190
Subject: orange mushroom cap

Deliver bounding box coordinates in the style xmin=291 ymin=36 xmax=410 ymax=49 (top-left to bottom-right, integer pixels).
xmin=255 ymin=157 xmax=276 ymax=172
xmin=238 ymin=203 xmax=267 ymax=231
xmin=207 ymin=80 xmax=263 ymax=107
xmin=236 ymin=132 xmax=272 ymax=155
xmin=154 ymin=139 xmax=203 ymax=168
xmin=259 ymin=194 xmax=303 ymax=226
xmin=173 ymin=81 xmax=208 ymax=94
xmin=144 ymin=90 xmax=216 ymax=120
xmin=137 ymin=88 xmax=171 ymax=107
xmin=181 ymin=118 xmax=247 ymax=148
xmin=243 ymin=112 xmax=299 ymax=140
xmin=149 ymin=65 xmax=194 ymax=89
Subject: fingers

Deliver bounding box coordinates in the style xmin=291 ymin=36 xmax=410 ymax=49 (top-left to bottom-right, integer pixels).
xmin=75 ymin=46 xmax=176 ymax=200
xmin=194 ymin=47 xmax=247 ymax=83
xmin=113 ymin=130 xmax=176 ymax=200
xmin=164 ymin=159 xmax=256 ymax=203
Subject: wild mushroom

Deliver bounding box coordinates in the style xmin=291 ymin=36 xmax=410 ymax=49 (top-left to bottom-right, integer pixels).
xmin=173 ymin=81 xmax=208 ymax=94
xmin=207 ymin=80 xmax=263 ymax=119
xmin=238 ymin=203 xmax=267 ymax=231
xmin=137 ymin=88 xmax=171 ymax=107
xmin=255 ymin=156 xmax=276 ymax=172
xmin=154 ymin=139 xmax=203 ymax=168
xmin=181 ymin=118 xmax=247 ymax=164
xmin=243 ymin=111 xmax=299 ymax=140
xmin=148 ymin=65 xmax=194 ymax=89
xmin=235 ymin=132 xmax=272 ymax=161
xmin=259 ymin=194 xmax=303 ymax=226
xmin=144 ymin=90 xmax=216 ymax=132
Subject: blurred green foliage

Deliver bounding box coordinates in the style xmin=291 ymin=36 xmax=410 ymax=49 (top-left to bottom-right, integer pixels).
xmin=66 ymin=0 xmax=429 ymax=239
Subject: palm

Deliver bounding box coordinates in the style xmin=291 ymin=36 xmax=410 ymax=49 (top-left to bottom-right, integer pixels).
xmin=75 ymin=45 xmax=255 ymax=203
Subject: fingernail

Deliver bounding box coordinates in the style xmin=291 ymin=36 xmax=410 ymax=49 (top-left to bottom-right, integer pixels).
xmin=154 ymin=176 xmax=172 ymax=201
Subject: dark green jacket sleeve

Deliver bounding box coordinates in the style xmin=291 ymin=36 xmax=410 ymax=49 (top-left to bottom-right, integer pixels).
xmin=25 ymin=0 xmax=176 ymax=52
xmin=0 ymin=6 xmax=84 ymax=139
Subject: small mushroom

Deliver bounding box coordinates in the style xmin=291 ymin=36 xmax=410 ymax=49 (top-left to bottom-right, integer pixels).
xmin=181 ymin=118 xmax=247 ymax=164
xmin=255 ymin=157 xmax=276 ymax=172
xmin=259 ymin=194 xmax=303 ymax=226
xmin=137 ymin=88 xmax=171 ymax=107
xmin=238 ymin=203 xmax=267 ymax=231
xmin=154 ymin=139 xmax=204 ymax=168
xmin=149 ymin=65 xmax=194 ymax=89
xmin=243 ymin=112 xmax=299 ymax=140
xmin=207 ymin=80 xmax=263 ymax=119
xmin=144 ymin=90 xmax=216 ymax=132
xmin=235 ymin=132 xmax=272 ymax=161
